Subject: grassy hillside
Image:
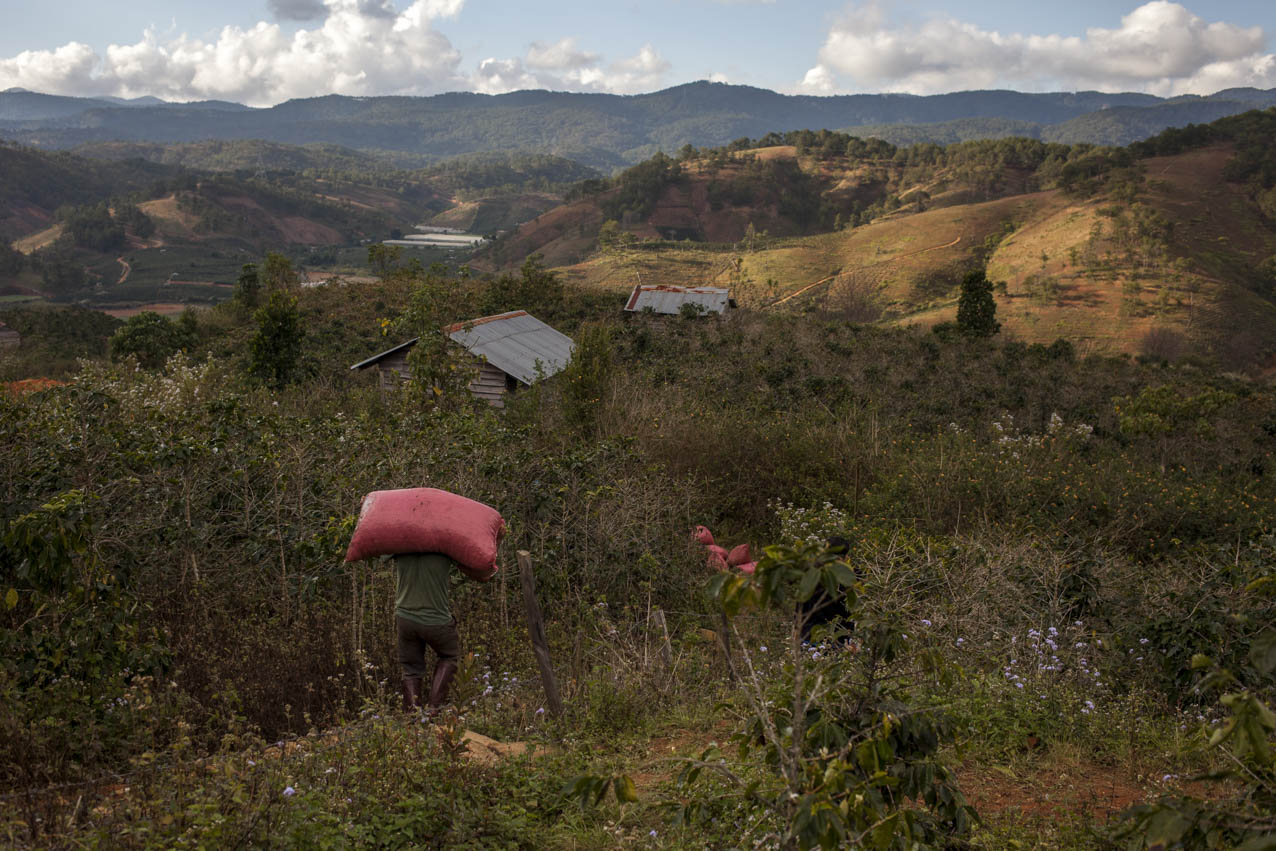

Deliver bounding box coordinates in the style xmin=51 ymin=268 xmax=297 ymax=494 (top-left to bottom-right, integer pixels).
xmin=511 ymin=113 xmax=1276 ymax=367
xmin=2 ymin=263 xmax=1274 ymax=848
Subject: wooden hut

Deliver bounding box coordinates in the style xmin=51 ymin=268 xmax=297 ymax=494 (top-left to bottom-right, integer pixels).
xmin=350 ymin=310 xmax=574 ymax=408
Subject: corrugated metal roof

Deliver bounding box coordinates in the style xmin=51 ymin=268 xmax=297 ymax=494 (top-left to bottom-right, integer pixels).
xmin=349 ymin=337 xmax=419 ymax=371
xmin=446 ymin=311 xmax=574 ymax=385
xmin=624 ymin=285 xmax=730 ymax=315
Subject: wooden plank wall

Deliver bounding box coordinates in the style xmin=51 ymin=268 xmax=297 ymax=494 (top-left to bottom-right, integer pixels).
xmin=468 ymin=362 xmax=509 ymax=408
xmin=378 ymin=352 xmax=411 ymax=392
xmin=374 ymin=353 xmax=509 ymax=408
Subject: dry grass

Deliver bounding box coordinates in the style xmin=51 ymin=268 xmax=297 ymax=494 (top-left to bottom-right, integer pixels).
xmin=12 ymin=224 xmax=63 ymax=255
xmin=138 ymin=195 xmax=201 ymax=239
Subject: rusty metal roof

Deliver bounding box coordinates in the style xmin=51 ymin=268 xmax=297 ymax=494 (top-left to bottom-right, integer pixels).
xmin=446 ymin=311 xmax=574 ymax=385
xmin=624 ymin=285 xmax=731 ymax=315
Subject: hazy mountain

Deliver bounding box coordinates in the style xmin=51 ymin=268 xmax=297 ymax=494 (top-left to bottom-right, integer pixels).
xmin=0 ymin=90 xmax=251 ymax=122
xmin=1 ymin=82 xmax=1274 ymax=171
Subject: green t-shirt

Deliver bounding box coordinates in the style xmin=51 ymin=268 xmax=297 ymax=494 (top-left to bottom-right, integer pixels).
xmin=394 ymin=552 xmax=455 ymax=626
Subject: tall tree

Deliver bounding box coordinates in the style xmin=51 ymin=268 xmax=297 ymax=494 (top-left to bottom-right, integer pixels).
xmin=249 ymin=291 xmax=305 ymax=388
xmin=233 ymin=263 xmax=261 ymax=310
xmin=956 ymin=269 xmax=1001 ymax=338
xmin=261 ymin=252 xmax=299 ymax=291
xmin=108 ymin=311 xmax=192 ymax=368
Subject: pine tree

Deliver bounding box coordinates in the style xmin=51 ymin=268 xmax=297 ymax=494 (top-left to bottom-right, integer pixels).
xmin=956 ymin=269 xmax=1000 ymax=338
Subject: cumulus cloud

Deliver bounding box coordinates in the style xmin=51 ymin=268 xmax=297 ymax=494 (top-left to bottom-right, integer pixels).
xmin=525 ymin=38 xmax=599 ymax=72
xmin=474 ymin=42 xmax=670 ymax=94
xmin=0 ymin=1 xmax=673 ymax=103
xmin=0 ymin=0 xmax=467 ymax=105
xmin=800 ymin=1 xmax=1276 ymax=96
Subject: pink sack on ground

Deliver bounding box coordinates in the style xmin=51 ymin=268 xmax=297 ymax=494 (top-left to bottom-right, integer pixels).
xmin=727 ymin=544 xmax=751 ymax=566
xmin=736 ymin=561 xmax=757 ymax=575
xmin=693 ymin=525 xmax=715 ymax=546
xmin=706 ymin=545 xmax=729 ymax=571
xmin=345 ymin=488 xmax=504 ymax=582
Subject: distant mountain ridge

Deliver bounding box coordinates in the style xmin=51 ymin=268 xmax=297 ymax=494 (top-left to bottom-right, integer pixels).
xmin=2 ymin=82 xmax=1275 ymax=169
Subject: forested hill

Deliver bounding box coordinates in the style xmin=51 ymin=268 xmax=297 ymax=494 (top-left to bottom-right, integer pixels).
xmin=3 ymin=82 xmax=1276 ymax=170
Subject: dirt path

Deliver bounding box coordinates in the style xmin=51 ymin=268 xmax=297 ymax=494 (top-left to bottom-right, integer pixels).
xmin=901 ymin=235 xmax=961 ymax=257
xmin=770 ymin=273 xmax=840 ymax=307
xmin=116 ymin=256 xmax=131 ymax=285
xmin=768 ymin=235 xmax=962 ymax=309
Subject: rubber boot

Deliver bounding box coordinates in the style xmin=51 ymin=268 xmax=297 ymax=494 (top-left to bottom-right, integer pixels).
xmin=428 ymin=660 xmax=458 ymax=709
xmin=402 ymin=676 xmax=423 ymax=712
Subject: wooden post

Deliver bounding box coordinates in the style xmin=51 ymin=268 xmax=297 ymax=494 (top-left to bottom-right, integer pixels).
xmin=517 ymin=550 xmax=563 ymax=717
xmin=718 ymin=612 xmax=738 ymax=682
xmin=651 ymin=608 xmax=673 ymax=669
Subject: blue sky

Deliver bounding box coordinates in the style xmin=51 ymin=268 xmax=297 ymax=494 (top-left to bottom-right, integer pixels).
xmin=2 ymin=0 xmax=1274 ymax=104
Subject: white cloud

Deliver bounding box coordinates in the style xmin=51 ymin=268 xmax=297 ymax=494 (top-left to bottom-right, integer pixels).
xmin=801 ymin=1 xmax=1276 ymax=96
xmin=0 ymin=0 xmax=468 ymax=106
xmin=475 ymin=42 xmax=670 ymax=95
xmin=525 ymin=38 xmax=598 ymax=72
xmin=0 ymin=3 xmax=672 ymax=103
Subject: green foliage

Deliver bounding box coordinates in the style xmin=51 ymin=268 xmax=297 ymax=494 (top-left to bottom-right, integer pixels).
xmin=480 ymin=253 xmax=564 ymax=318
xmin=367 ymin=243 xmax=407 ymax=278
xmin=233 ymin=262 xmax=261 ymax=310
xmin=600 ymin=152 xmax=683 ymax=221
xmin=1115 ymin=384 xmax=1237 ymax=471
xmin=108 ymin=311 xmax=195 ymax=369
xmin=0 ymin=305 xmax=121 ymax=378
xmin=28 ymin=243 xmax=84 ymax=295
xmin=249 ymin=291 xmax=305 ymax=387
xmin=1 ymin=489 xmax=172 ymax=786
xmin=415 ymin=151 xmax=601 ymax=200
xmin=113 ymin=202 xmax=155 ymax=239
xmin=0 ymin=242 xmax=24 ymax=278
xmin=679 ymin=541 xmax=974 ymax=849
xmin=955 ymin=269 xmax=1001 ymax=337
xmin=1116 ymin=574 xmax=1276 ymax=849
xmin=396 ymin=265 xmax=474 ymax=407
xmin=560 ymin=322 xmax=612 ymax=434
xmin=261 ymin=251 xmax=299 ymax=291
xmin=8 ymin=265 xmax=1276 ymax=846
xmin=59 ymin=202 xmax=126 ymax=252
xmin=1115 ymin=385 xmax=1236 ymax=439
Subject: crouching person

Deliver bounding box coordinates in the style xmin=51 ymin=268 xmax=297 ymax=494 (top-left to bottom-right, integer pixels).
xmin=395 ymin=552 xmax=464 ymax=713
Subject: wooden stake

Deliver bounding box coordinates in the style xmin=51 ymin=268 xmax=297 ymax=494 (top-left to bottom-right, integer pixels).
xmin=651 ymin=608 xmax=673 ymax=669
xmin=718 ymin=611 xmax=738 ymax=682
xmin=517 ymin=550 xmax=563 ymax=717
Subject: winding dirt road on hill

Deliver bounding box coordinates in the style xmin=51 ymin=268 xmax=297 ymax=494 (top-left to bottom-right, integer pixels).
xmin=770 ymin=235 xmax=963 ymax=308
xmin=116 ymin=256 xmax=131 ymax=285
xmin=770 ymin=273 xmax=840 ymax=307
xmin=903 ymin=235 xmax=961 ymax=256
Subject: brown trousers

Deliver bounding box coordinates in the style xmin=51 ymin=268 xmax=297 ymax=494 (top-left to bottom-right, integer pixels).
xmin=396 ymin=616 xmax=460 ymax=679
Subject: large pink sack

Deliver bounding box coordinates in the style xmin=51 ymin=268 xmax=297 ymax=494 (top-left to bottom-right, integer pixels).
xmin=345 ymin=488 xmax=503 ymax=581
xmin=693 ymin=525 xmax=715 ymax=546
xmin=727 ymin=544 xmax=751 ymax=566
xmin=706 ymin=545 xmax=729 ymax=572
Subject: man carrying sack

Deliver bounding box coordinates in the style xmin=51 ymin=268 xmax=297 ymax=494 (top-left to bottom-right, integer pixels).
xmin=345 ymin=488 xmax=503 ymax=714
xmin=394 ymin=552 xmax=464 ymax=711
